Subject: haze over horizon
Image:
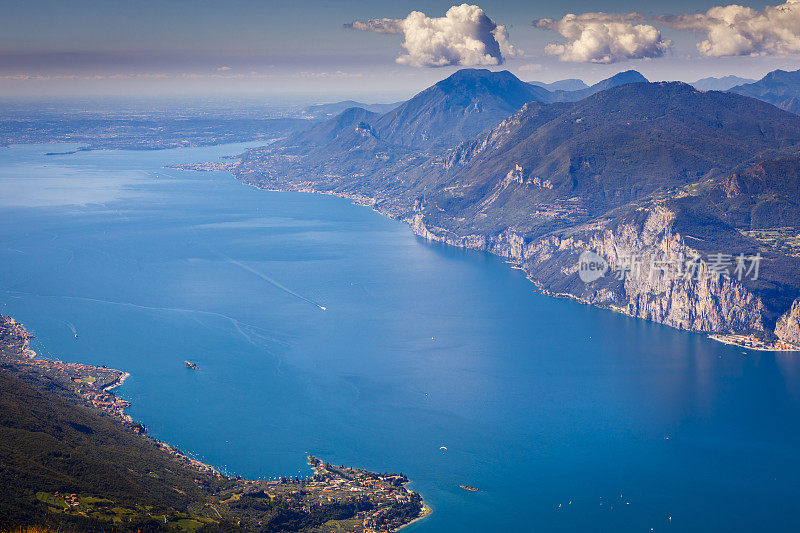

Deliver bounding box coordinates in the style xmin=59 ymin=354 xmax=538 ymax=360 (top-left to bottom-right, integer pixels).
xmin=3 ymin=0 xmax=800 ymax=100
xmin=5 ymin=2 xmax=800 ymax=532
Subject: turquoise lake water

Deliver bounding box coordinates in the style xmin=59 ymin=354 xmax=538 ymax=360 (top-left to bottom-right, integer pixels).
xmin=1 ymin=143 xmax=800 ymax=532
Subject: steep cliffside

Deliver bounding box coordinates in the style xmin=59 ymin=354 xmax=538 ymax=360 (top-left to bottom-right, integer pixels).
xmin=229 ymin=159 xmax=782 ymax=340
xmin=776 ymin=299 xmax=800 ymax=344
xmin=228 ymin=75 xmax=800 ymax=345
xmin=406 ymin=205 xmax=767 ymax=334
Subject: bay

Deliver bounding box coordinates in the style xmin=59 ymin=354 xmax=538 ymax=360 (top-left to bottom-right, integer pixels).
xmin=1 ymin=143 xmax=799 ymax=532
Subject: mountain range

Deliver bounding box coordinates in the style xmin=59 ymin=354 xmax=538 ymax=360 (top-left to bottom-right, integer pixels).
xmin=728 ymin=69 xmax=800 ymax=115
xmin=438 ymin=81 xmax=800 ymax=225
xmin=276 ymin=69 xmax=653 ymax=153
xmin=545 ymin=70 xmax=649 ymax=102
xmin=690 ymin=75 xmax=756 ymax=91
xmin=232 ymin=67 xmax=800 ymax=344
xmin=301 ymin=68 xmax=800 ymax=127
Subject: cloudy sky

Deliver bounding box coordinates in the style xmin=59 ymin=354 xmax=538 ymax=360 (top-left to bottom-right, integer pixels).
xmin=2 ymin=0 xmax=800 ymax=100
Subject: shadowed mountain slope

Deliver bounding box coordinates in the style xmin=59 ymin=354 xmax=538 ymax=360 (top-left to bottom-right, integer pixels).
xmin=728 ymin=69 xmax=800 ymax=115
xmin=547 ymin=70 xmax=649 ymax=102
xmin=233 ymin=75 xmax=800 ymax=337
xmin=436 ymin=82 xmax=800 ymax=228
xmin=370 ymin=69 xmax=553 ymax=149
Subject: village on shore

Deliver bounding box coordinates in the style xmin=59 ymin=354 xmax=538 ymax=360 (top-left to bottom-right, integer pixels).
xmin=0 ymin=315 xmax=428 ymax=532
xmin=709 ymin=333 xmax=800 ymax=352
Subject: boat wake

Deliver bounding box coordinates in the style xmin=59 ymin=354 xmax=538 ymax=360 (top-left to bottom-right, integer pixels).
xmin=219 ymin=254 xmax=327 ymax=312
xmin=1 ymin=289 xmax=286 ymax=348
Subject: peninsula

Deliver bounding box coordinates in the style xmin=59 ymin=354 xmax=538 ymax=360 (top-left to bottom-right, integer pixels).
xmin=0 ymin=316 xmax=427 ymax=532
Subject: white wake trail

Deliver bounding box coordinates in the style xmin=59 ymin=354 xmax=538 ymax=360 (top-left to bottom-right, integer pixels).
xmin=2 ymin=289 xmax=286 ymax=347
xmin=221 ymin=255 xmax=327 ymax=311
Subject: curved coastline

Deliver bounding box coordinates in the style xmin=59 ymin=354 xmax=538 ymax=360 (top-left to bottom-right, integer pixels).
xmin=222 ymin=177 xmax=800 ymax=354
xmin=0 ymin=314 xmax=429 ymax=531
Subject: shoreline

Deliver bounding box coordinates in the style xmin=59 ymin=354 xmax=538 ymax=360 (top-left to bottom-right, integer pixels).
xmin=708 ymin=334 xmax=800 ymax=352
xmin=395 ymin=504 xmax=432 ymax=532
xmin=0 ymin=315 xmax=217 ymax=470
xmin=305 ymin=455 xmax=429 ymax=531
xmin=103 ymin=370 xmax=130 ymax=392
xmin=220 ymin=176 xmax=800 ymax=355
xmin=1 ymin=315 xmax=430 ymax=530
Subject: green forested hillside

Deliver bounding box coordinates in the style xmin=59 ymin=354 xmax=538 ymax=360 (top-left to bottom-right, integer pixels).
xmin=0 ymin=359 xmax=426 ymax=533
xmin=0 ymin=366 xmax=233 ymax=532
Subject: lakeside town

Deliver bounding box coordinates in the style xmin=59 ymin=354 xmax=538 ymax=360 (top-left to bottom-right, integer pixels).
xmin=213 ymin=456 xmax=429 ymax=532
xmin=0 ymin=315 xmax=428 ymax=532
xmin=708 ymin=333 xmax=800 ymax=352
xmin=29 ymin=456 xmax=428 ymax=533
xmin=0 ymin=315 xmax=144 ymax=433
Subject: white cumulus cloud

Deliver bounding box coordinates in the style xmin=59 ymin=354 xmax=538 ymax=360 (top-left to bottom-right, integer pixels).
xmin=347 ymin=4 xmax=518 ymax=68
xmin=535 ymin=12 xmax=671 ymax=63
xmin=658 ymin=0 xmax=800 ymax=57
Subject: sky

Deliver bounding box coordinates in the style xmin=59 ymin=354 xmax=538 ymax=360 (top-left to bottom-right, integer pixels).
xmin=2 ymin=0 xmax=800 ymax=102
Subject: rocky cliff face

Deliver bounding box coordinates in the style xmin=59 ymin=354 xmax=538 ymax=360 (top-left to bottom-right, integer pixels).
xmin=228 ymin=72 xmax=800 ymax=344
xmin=233 ymin=161 xmax=775 ymax=338
xmin=406 ymin=204 xmax=766 ymax=334
xmin=776 ymin=299 xmax=800 ymax=344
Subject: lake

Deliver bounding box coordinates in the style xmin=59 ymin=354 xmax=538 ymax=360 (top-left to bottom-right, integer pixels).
xmin=1 ymin=143 xmax=800 ymax=532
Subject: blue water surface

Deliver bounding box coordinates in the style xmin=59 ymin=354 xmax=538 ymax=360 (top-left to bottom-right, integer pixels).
xmin=1 ymin=143 xmax=799 ymax=532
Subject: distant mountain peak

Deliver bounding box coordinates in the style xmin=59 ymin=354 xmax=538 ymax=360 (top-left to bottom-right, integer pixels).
xmin=766 ymin=69 xmax=791 ymax=78
xmin=691 ymin=75 xmax=757 ymax=91
xmin=529 ymin=79 xmax=588 ymax=92
xmin=545 ymin=70 xmax=649 ymax=103
xmin=372 ymin=68 xmax=551 ymax=149
xmin=278 ymin=106 xmax=380 ymax=149
xmin=433 ymin=69 xmax=541 ymax=94
xmin=445 ymin=68 xmax=508 ymax=79
xmin=728 ymin=68 xmax=800 ymax=115
xmin=612 ymin=69 xmax=645 ymax=79
xmin=592 ymin=70 xmax=648 ymax=89
xmin=299 ymin=100 xmax=402 ymax=119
